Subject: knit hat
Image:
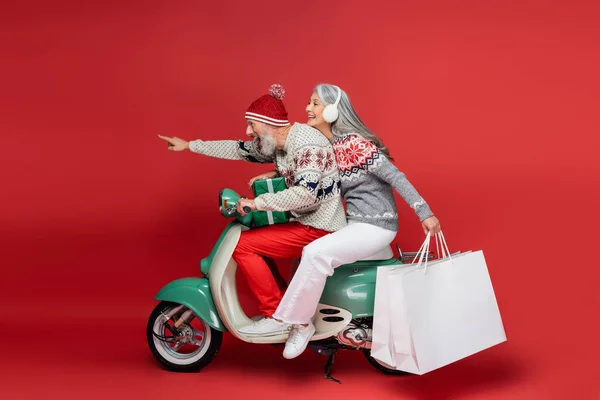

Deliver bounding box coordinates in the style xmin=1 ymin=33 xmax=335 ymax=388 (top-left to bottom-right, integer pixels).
xmin=245 ymin=84 xmax=290 ymax=127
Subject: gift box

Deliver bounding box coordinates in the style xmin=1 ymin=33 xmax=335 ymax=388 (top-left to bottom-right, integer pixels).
xmin=252 ymin=177 xmax=290 ymax=227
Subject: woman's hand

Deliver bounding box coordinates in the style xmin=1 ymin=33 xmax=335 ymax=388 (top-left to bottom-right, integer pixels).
xmin=248 ymin=171 xmax=277 ymax=188
xmin=158 ymin=135 xmax=190 ymax=151
xmin=421 ymin=216 xmax=441 ymax=235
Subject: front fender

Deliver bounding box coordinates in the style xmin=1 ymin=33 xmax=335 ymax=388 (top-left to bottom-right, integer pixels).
xmin=155 ymin=277 xmax=226 ymax=331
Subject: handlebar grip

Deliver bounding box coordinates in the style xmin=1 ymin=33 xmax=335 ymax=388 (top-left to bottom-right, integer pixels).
xmin=243 ymin=206 xmax=252 ymax=213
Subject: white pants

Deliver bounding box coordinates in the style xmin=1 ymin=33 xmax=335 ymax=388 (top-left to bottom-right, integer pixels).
xmin=273 ymin=222 xmax=397 ymax=325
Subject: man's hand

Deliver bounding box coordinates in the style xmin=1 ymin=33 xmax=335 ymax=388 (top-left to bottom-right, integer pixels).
xmin=248 ymin=171 xmax=277 ymax=188
xmin=237 ymin=198 xmax=257 ymax=216
xmin=158 ymin=135 xmax=190 ymax=151
xmin=421 ymin=216 xmax=441 ymax=235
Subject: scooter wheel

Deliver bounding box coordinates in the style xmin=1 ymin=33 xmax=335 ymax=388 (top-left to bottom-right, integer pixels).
xmin=147 ymin=301 xmax=223 ymax=372
xmin=363 ymin=349 xmax=410 ymax=376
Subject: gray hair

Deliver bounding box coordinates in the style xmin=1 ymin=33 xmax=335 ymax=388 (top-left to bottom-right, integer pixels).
xmin=315 ymin=83 xmax=393 ymax=160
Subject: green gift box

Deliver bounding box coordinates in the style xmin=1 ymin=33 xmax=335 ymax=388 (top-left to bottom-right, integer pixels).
xmin=252 ymin=177 xmax=290 ymax=227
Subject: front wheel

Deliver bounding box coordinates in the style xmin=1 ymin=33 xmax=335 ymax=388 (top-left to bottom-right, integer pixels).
xmin=147 ymin=301 xmax=223 ymax=372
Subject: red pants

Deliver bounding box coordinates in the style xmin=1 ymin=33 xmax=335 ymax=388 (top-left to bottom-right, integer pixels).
xmin=232 ymin=222 xmax=329 ymax=318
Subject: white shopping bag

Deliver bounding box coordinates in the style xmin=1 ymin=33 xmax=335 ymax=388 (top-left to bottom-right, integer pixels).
xmin=371 ymin=235 xmax=464 ymax=368
xmin=372 ymin=232 xmax=506 ymax=374
xmin=371 ymin=266 xmax=397 ymax=367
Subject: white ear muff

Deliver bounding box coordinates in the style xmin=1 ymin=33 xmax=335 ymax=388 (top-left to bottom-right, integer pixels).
xmin=322 ymin=85 xmax=342 ymax=123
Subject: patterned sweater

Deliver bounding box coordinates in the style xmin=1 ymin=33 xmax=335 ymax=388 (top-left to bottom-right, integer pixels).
xmin=331 ymin=133 xmax=434 ymax=232
xmin=189 ymin=123 xmax=347 ymax=232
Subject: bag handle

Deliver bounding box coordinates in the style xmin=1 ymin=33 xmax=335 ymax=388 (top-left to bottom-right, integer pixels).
xmin=412 ymin=231 xmax=451 ymax=274
xmin=435 ymin=231 xmax=451 ymax=261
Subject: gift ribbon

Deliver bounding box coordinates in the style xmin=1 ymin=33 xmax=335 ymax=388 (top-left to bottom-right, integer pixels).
xmin=266 ymin=179 xmax=274 ymax=225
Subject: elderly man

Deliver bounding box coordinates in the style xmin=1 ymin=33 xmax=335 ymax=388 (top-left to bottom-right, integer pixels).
xmin=158 ymin=84 xmax=346 ymax=336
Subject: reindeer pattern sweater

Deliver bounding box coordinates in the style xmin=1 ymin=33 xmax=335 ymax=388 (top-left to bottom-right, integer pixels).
xmin=189 ymin=123 xmax=347 ymax=232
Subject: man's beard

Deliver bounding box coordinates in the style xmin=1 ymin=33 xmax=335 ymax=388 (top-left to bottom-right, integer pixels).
xmin=258 ymin=134 xmax=277 ymax=157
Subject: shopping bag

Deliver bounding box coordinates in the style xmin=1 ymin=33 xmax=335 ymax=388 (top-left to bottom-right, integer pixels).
xmin=371 ymin=266 xmax=398 ymax=367
xmin=374 ymin=232 xmax=506 ymax=374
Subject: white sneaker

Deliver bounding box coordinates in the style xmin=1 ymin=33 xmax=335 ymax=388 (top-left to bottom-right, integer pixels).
xmin=239 ymin=317 xmax=291 ymax=336
xmin=283 ymin=321 xmax=316 ymax=359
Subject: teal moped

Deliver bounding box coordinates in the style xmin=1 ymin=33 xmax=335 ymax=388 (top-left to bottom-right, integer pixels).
xmin=147 ymin=186 xmax=427 ymax=380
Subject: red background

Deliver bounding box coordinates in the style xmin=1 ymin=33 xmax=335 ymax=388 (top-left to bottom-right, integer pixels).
xmin=1 ymin=0 xmax=599 ymax=398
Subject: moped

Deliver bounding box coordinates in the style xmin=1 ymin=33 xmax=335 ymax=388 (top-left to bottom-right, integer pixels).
xmin=147 ymin=186 xmax=429 ymax=382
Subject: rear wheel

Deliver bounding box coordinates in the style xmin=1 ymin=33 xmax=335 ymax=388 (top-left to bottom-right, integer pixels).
xmin=147 ymin=301 xmax=222 ymax=372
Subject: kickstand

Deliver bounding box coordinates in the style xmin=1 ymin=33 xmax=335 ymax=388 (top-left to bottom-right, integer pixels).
xmin=324 ymin=350 xmax=342 ymax=384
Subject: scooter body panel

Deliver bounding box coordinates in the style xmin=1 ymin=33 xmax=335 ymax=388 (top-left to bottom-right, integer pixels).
xmin=200 ymin=221 xmax=239 ymax=276
xmin=320 ymin=258 xmax=401 ymax=318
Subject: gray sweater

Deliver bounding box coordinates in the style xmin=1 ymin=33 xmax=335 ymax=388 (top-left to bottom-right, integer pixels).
xmin=331 ymin=133 xmax=434 ymax=231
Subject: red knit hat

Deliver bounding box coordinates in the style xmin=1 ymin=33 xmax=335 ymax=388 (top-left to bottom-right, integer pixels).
xmin=245 ymin=84 xmax=290 ymax=127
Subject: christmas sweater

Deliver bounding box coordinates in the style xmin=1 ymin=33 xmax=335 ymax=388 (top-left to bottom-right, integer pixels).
xmin=331 ymin=133 xmax=434 ymax=231
xmin=189 ymin=123 xmax=346 ymax=232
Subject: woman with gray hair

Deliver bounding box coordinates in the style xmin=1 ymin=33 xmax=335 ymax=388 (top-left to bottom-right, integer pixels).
xmin=251 ymin=83 xmax=442 ymax=359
